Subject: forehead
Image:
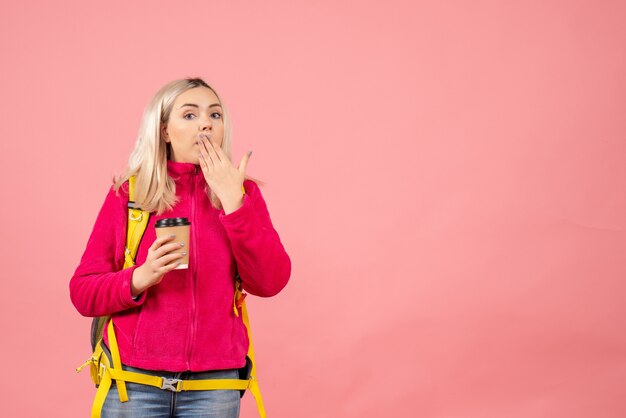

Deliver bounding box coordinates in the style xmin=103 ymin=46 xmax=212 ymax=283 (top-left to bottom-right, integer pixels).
xmin=174 ymin=87 xmax=220 ymax=105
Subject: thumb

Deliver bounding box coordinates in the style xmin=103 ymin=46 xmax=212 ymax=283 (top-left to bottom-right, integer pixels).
xmin=238 ymin=150 xmax=252 ymax=174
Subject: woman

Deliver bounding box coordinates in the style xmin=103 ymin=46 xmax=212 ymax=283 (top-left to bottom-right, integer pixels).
xmin=70 ymin=77 xmax=291 ymax=417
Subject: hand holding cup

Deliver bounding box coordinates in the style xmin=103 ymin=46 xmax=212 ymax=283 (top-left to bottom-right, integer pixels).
xmin=131 ymin=234 xmax=187 ymax=297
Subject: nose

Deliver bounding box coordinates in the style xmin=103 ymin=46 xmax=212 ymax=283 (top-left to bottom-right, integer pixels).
xmin=199 ymin=114 xmax=212 ymax=132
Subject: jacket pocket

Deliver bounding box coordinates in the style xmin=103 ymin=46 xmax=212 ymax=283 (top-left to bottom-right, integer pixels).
xmin=130 ymin=305 xmax=145 ymax=358
xmin=111 ymin=311 xmax=138 ymax=351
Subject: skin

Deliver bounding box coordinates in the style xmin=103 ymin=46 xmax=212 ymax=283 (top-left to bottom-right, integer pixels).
xmin=131 ymin=86 xmax=252 ymax=297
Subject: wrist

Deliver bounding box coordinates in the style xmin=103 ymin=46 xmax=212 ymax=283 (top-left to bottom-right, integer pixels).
xmin=222 ymin=192 xmax=245 ymax=215
xmin=131 ymin=265 xmax=148 ymax=297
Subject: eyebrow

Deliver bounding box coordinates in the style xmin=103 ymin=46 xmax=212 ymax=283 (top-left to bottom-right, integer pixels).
xmin=178 ymin=103 xmax=222 ymax=110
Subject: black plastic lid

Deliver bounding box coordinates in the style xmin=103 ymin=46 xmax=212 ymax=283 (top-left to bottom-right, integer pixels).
xmin=155 ymin=217 xmax=191 ymax=228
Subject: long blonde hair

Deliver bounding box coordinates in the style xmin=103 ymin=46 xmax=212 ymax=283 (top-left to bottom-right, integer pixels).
xmin=112 ymin=77 xmax=264 ymax=215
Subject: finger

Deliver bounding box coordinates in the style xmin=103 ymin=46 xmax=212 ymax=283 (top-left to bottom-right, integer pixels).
xmin=197 ymin=142 xmax=206 ymax=168
xmin=197 ymin=134 xmax=207 ymax=158
xmin=208 ymin=135 xmax=225 ymax=161
xmin=238 ymin=150 xmax=252 ymax=175
xmin=160 ymin=251 xmax=186 ymax=265
xmin=203 ymin=136 xmax=220 ymax=163
xmin=199 ymin=155 xmax=209 ymax=175
xmin=160 ymin=258 xmax=182 ymax=271
xmin=199 ymin=136 xmax=216 ymax=166
xmin=164 ymin=241 xmax=185 ymax=252
xmin=152 ymin=234 xmax=176 ymax=250
xmin=157 ymin=241 xmax=185 ymax=256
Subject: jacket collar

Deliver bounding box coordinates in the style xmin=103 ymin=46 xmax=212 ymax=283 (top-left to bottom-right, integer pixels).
xmin=167 ymin=159 xmax=201 ymax=176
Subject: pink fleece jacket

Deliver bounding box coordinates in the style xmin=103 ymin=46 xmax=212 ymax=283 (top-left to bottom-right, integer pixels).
xmin=70 ymin=160 xmax=291 ymax=372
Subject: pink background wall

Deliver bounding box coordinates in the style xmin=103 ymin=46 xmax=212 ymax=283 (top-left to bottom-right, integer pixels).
xmin=1 ymin=0 xmax=625 ymax=416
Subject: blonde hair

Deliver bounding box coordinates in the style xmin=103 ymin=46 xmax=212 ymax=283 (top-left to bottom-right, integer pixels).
xmin=112 ymin=77 xmax=264 ymax=215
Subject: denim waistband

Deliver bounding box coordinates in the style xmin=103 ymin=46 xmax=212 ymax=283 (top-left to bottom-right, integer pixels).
xmin=121 ymin=364 xmax=240 ymax=381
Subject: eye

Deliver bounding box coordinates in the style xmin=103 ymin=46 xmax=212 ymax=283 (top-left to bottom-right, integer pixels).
xmin=183 ymin=113 xmax=196 ymax=120
xmin=211 ymin=112 xmax=222 ymax=119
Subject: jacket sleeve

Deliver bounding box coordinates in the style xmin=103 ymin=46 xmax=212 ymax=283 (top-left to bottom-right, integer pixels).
xmin=69 ymin=183 xmax=147 ymax=317
xmin=218 ymin=179 xmax=291 ymax=297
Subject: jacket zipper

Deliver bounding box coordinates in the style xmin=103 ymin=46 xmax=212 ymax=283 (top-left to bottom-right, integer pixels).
xmin=186 ymin=166 xmax=198 ymax=369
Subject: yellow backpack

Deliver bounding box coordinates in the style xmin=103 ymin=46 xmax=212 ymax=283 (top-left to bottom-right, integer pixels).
xmin=76 ymin=175 xmax=267 ymax=418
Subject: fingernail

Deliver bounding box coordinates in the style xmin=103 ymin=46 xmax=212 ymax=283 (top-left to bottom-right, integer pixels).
xmin=180 ymin=242 xmax=185 ymax=247
xmin=248 ymin=150 xmax=253 ymax=157
xmin=170 ymin=234 xmax=176 ymax=238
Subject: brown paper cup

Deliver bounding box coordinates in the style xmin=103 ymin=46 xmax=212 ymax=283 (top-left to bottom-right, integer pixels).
xmin=155 ymin=217 xmax=191 ymax=269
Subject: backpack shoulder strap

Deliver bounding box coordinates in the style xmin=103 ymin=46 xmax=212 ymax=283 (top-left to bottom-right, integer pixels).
xmin=124 ymin=175 xmax=151 ymax=268
xmin=233 ymin=273 xmax=266 ymax=416
xmin=109 ymin=175 xmax=152 ymax=403
xmin=240 ymin=297 xmax=266 ymax=417
xmin=89 ymin=176 xmax=151 ymax=352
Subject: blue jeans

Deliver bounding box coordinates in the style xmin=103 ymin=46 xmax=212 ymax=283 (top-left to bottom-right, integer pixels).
xmin=101 ymin=364 xmax=241 ymax=418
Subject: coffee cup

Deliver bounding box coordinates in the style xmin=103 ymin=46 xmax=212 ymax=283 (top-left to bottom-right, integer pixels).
xmin=155 ymin=217 xmax=191 ymax=269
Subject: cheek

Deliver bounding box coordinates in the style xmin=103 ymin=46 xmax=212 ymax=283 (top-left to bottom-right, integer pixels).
xmin=171 ymin=118 xmax=195 ymax=132
xmin=169 ymin=121 xmax=188 ymax=134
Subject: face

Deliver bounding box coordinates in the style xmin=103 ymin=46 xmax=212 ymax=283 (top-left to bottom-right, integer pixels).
xmin=161 ymin=86 xmax=224 ymax=163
